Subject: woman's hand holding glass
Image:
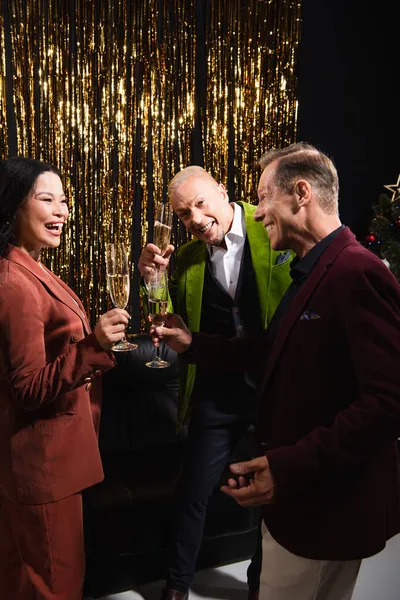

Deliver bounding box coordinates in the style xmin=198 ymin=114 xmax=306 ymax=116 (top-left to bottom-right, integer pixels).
xmin=105 ymin=243 xmax=138 ymax=352
xmin=93 ymin=308 xmax=131 ymax=352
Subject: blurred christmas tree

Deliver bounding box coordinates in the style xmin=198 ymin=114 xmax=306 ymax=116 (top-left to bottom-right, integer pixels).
xmin=364 ymin=175 xmax=400 ymax=282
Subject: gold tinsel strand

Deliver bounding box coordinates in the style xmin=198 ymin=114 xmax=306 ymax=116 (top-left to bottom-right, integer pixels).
xmin=0 ymin=7 xmax=7 ymax=157
xmin=0 ymin=0 xmax=301 ymax=329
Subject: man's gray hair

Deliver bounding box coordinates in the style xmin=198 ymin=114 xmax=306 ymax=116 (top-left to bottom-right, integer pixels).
xmin=259 ymin=142 xmax=339 ymax=215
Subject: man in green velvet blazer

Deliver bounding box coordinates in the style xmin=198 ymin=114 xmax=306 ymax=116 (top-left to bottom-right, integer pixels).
xmin=170 ymin=199 xmax=291 ymax=428
xmin=138 ymin=166 xmax=291 ymax=600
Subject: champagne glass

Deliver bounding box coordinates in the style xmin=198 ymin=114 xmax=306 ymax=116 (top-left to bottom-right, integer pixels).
xmin=105 ymin=243 xmax=138 ymax=352
xmin=146 ymin=268 xmax=170 ymax=368
xmin=153 ymin=201 xmax=173 ymax=258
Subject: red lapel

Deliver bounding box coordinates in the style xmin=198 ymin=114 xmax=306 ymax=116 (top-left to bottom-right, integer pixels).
xmin=259 ymin=227 xmax=357 ymax=394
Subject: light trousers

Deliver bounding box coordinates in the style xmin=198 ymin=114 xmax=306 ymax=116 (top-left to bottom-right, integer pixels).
xmin=260 ymin=523 xmax=361 ymax=600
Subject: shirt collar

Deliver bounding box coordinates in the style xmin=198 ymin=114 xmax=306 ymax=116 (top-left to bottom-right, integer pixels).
xmin=207 ymin=203 xmax=245 ymax=256
xmin=290 ymin=225 xmax=345 ymax=285
xmin=227 ymin=202 xmax=245 ymax=240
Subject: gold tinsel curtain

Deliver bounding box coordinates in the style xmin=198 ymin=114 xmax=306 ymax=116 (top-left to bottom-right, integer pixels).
xmin=0 ymin=0 xmax=302 ymax=330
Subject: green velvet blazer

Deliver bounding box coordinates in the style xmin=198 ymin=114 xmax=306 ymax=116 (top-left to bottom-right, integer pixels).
xmin=169 ymin=201 xmax=293 ymax=426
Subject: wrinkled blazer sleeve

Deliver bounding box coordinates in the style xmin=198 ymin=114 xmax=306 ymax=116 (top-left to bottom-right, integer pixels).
xmin=188 ymin=328 xmax=271 ymax=372
xmin=0 ymin=276 xmax=115 ymax=411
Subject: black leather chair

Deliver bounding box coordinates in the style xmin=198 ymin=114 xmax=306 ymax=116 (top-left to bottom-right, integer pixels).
xmin=83 ymin=335 xmax=259 ymax=597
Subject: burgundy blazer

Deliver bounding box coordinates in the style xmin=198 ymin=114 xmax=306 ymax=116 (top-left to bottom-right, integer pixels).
xmin=0 ymin=246 xmax=115 ymax=504
xmin=189 ymin=228 xmax=400 ymax=560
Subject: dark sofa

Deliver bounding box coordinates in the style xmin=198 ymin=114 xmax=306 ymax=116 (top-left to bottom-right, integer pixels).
xmin=83 ymin=335 xmax=259 ymax=598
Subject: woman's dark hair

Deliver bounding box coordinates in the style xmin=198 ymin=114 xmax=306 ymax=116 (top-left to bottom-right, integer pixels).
xmin=0 ymin=157 xmax=61 ymax=257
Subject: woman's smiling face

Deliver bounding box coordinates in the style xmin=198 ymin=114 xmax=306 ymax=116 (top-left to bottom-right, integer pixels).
xmin=13 ymin=171 xmax=69 ymax=256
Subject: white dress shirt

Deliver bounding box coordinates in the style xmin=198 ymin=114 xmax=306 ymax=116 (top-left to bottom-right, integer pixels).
xmin=207 ymin=203 xmax=246 ymax=299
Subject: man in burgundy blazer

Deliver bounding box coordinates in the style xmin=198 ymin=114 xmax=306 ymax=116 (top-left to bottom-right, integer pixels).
xmin=0 ymin=245 xmax=117 ymax=599
xmin=154 ymin=143 xmax=400 ymax=600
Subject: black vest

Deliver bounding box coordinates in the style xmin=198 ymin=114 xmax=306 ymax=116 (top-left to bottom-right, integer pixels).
xmin=192 ymin=238 xmax=262 ymax=408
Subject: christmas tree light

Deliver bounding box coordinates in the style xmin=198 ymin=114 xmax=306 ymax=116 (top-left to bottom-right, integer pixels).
xmin=364 ymin=175 xmax=400 ymax=282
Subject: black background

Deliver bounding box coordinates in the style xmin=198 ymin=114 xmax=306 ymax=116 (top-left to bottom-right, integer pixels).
xmin=296 ymin=0 xmax=399 ymax=238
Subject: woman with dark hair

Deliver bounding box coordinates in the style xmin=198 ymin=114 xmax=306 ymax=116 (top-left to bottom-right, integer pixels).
xmin=0 ymin=157 xmax=129 ymax=599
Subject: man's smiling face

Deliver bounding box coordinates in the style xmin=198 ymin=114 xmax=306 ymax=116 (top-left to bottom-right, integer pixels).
xmin=254 ymin=162 xmax=298 ymax=252
xmin=171 ymin=175 xmax=234 ymax=246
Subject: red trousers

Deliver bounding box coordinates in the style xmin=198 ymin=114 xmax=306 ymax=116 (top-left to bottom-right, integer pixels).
xmin=0 ymin=493 xmax=85 ymax=600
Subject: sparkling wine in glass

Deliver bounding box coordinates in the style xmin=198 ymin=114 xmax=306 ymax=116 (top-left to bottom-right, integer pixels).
xmin=153 ymin=201 xmax=173 ymax=257
xmin=105 ymin=243 xmax=138 ymax=352
xmin=146 ymin=269 xmax=170 ymax=368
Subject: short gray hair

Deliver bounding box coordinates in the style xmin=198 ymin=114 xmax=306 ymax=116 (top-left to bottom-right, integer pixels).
xmin=259 ymin=142 xmax=339 ymax=215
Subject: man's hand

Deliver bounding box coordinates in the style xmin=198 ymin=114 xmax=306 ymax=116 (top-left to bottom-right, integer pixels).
xmin=151 ymin=314 xmax=192 ymax=354
xmin=221 ymin=456 xmax=275 ymax=507
xmin=138 ymin=243 xmax=174 ymax=281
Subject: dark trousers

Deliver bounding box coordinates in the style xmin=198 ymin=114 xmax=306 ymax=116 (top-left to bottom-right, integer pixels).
xmin=165 ymin=396 xmax=262 ymax=594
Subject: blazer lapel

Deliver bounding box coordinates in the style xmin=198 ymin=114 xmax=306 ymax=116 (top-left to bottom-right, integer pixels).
xmin=238 ymin=202 xmax=272 ymax=329
xmin=184 ymin=242 xmax=207 ymax=332
xmin=6 ymin=246 xmax=91 ymax=335
xmin=259 ymin=227 xmax=356 ymax=394
xmin=237 ymin=201 xmax=293 ymax=329
xmin=42 ymin=267 xmax=91 ymax=334
xmin=259 ymin=260 xmax=329 ymax=394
